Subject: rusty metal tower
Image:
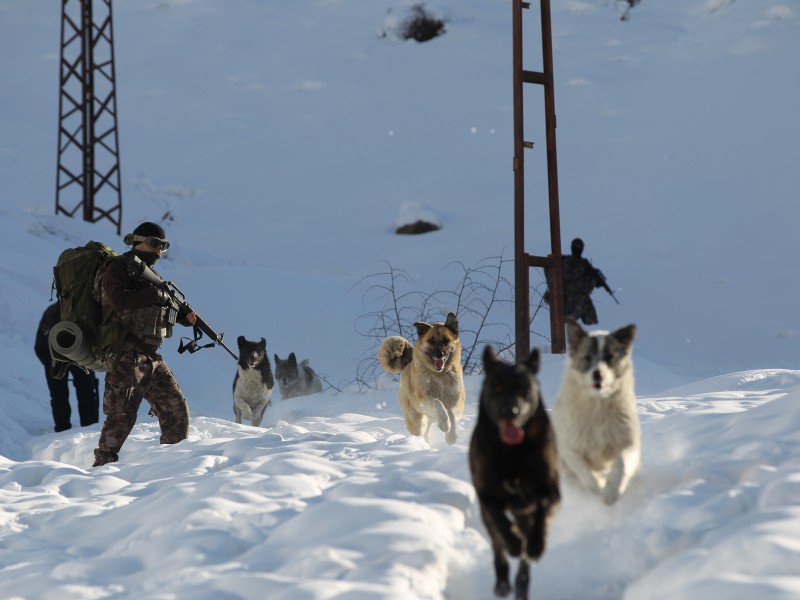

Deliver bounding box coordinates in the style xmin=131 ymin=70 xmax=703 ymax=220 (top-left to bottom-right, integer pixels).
xmin=513 ymin=0 xmax=565 ymax=358
xmin=56 ymin=0 xmax=122 ymax=234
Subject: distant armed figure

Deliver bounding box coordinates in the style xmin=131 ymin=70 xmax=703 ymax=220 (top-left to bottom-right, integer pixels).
xmin=545 ymin=238 xmax=618 ymax=326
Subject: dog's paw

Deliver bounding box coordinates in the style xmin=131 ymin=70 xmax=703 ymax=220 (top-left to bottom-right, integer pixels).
xmin=526 ymin=535 xmax=545 ymax=561
xmin=494 ymin=579 xmax=512 ymax=597
xmin=445 ymin=428 xmax=457 ymax=445
xmin=576 ymin=469 xmax=603 ymax=496
xmin=505 ymin=527 xmax=524 ymax=557
xmin=602 ymin=484 xmax=620 ymax=505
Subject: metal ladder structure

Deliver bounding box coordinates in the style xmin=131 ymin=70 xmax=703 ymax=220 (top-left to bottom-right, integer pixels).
xmin=513 ymin=0 xmax=566 ymax=358
xmin=56 ymin=0 xmax=123 ymax=235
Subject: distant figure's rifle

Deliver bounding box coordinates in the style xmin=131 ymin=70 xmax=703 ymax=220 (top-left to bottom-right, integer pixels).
xmin=129 ymin=256 xmax=239 ymax=360
xmin=593 ymin=266 xmax=620 ymax=305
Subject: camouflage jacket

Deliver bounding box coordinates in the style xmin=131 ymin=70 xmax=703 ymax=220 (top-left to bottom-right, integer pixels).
xmin=561 ymin=255 xmax=603 ymax=296
xmin=93 ymin=252 xmax=177 ymax=351
xmin=544 ymin=256 xmax=603 ymax=304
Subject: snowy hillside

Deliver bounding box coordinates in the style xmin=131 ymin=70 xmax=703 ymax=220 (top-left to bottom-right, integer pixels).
xmin=1 ymin=0 xmax=799 ymax=598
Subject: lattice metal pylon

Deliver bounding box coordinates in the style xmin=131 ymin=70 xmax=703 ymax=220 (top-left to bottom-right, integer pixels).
xmin=56 ymin=0 xmax=122 ymax=234
xmin=513 ymin=0 xmax=566 ymax=357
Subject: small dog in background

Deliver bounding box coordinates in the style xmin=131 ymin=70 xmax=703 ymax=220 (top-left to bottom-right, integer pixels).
xmin=232 ymin=336 xmax=274 ymax=427
xmin=274 ymin=353 xmax=323 ymax=399
xmin=378 ymin=312 xmax=465 ymax=445
xmin=551 ymin=320 xmax=639 ymax=505
xmin=469 ymin=345 xmax=560 ymax=600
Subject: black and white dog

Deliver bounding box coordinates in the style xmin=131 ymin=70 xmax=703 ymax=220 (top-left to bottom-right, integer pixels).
xmin=232 ymin=336 xmax=274 ymax=427
xmin=551 ymin=320 xmax=639 ymax=505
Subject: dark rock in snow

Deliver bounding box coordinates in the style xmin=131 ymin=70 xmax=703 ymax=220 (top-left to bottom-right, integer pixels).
xmin=395 ymin=220 xmax=441 ymax=235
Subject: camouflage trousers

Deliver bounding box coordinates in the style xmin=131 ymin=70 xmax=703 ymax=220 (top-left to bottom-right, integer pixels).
xmin=545 ymin=291 xmax=599 ymax=326
xmin=564 ymin=294 xmax=598 ymax=326
xmin=93 ymin=351 xmax=189 ymax=467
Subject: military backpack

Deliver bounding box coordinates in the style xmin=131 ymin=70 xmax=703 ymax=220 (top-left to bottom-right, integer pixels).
xmin=51 ymin=241 xmax=129 ymax=374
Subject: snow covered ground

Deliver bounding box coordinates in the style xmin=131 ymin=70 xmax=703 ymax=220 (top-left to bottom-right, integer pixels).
xmin=1 ymin=0 xmax=799 ymax=598
xmin=4 ymin=368 xmax=800 ymax=599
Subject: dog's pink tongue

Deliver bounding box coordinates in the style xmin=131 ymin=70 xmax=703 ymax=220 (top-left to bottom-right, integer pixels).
xmin=499 ymin=420 xmax=525 ymax=445
xmin=434 ymin=358 xmax=445 ymax=370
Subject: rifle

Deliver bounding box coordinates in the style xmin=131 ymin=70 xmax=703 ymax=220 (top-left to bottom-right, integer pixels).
xmin=593 ymin=266 xmax=620 ymax=305
xmin=129 ymin=256 xmax=239 ymax=361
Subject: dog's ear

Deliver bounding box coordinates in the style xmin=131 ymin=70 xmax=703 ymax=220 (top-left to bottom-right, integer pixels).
xmin=288 ymin=353 xmax=297 ymax=367
xmin=259 ymin=337 xmax=266 ymax=349
xmin=483 ymin=344 xmax=500 ymax=371
xmin=611 ymin=324 xmax=636 ymax=348
xmin=237 ymin=335 xmax=245 ymax=347
xmin=274 ymin=354 xmax=281 ymax=365
xmin=414 ymin=321 xmax=432 ymax=339
xmin=444 ymin=312 xmax=459 ymax=336
xmin=524 ymin=347 xmax=541 ymax=375
xmin=566 ymin=319 xmax=587 ymax=349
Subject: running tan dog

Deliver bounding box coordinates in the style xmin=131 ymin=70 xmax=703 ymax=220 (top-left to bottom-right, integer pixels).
xmin=378 ymin=313 xmax=465 ymax=445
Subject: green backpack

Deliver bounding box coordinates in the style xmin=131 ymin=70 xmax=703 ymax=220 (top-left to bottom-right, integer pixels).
xmin=51 ymin=241 xmax=127 ymax=373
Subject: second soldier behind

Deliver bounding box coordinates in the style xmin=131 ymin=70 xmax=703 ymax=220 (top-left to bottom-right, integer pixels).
xmin=546 ymin=238 xmax=617 ymax=326
xmin=34 ymin=302 xmax=99 ymax=432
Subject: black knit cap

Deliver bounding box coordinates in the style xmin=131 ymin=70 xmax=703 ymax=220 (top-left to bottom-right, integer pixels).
xmin=571 ymin=238 xmax=584 ymax=258
xmin=133 ymin=222 xmax=166 ymax=240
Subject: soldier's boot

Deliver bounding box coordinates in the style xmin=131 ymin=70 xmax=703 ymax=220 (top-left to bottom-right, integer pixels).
xmin=92 ymin=449 xmax=119 ymax=467
xmin=93 ymin=409 xmax=137 ymax=467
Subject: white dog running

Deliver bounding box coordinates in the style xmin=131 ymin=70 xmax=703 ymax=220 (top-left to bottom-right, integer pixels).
xmin=551 ymin=321 xmax=640 ymax=505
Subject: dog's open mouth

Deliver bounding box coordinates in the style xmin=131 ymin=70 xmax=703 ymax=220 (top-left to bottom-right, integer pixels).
xmin=499 ymin=420 xmax=525 ymax=445
xmin=431 ymin=351 xmax=450 ymax=372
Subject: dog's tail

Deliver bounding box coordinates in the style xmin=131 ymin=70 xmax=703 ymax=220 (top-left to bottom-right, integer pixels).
xmin=378 ymin=336 xmax=414 ymax=374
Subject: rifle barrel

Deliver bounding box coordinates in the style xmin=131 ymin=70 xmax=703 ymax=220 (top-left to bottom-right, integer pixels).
xmin=604 ymin=286 xmax=621 ymax=305
xmin=217 ymin=339 xmax=239 ymax=360
xmin=135 ymin=259 xmax=239 ymax=360
xmin=195 ymin=315 xmax=239 ymax=360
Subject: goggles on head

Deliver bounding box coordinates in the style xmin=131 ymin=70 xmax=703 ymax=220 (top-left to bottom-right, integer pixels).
xmin=123 ymin=233 xmax=170 ymax=251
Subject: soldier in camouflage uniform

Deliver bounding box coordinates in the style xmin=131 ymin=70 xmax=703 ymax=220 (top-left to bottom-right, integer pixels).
xmin=545 ymin=238 xmax=606 ymax=326
xmin=92 ymin=222 xmax=197 ymax=468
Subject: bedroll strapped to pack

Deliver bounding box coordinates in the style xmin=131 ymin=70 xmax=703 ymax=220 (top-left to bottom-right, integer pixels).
xmin=50 ymin=241 xmax=123 ymax=375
